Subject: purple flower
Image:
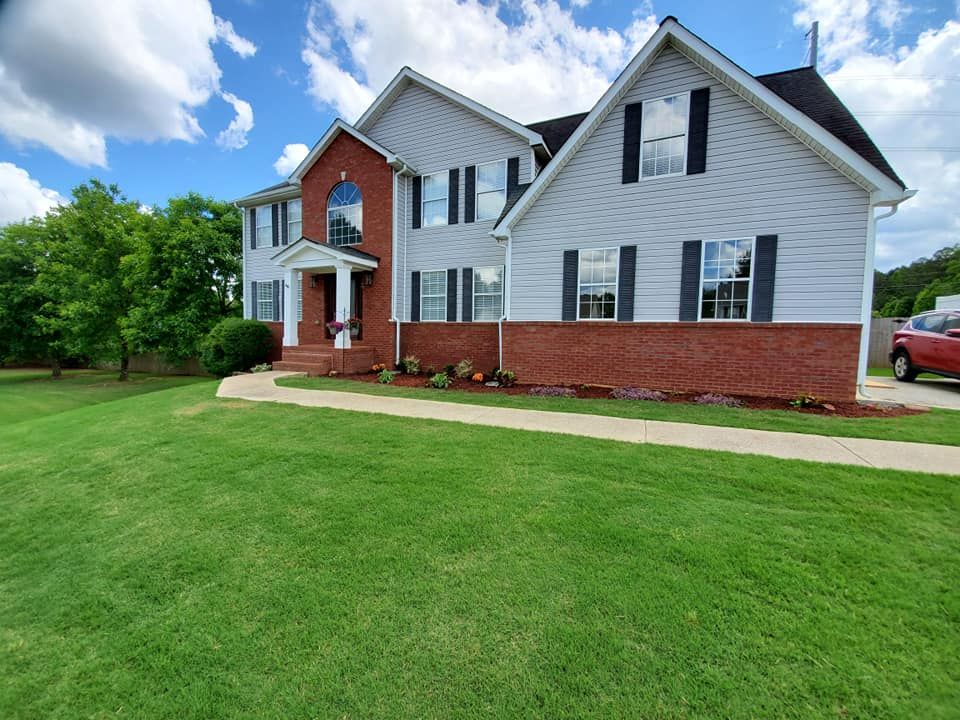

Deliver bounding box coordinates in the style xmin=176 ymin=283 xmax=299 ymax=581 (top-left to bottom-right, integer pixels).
xmin=610 ymin=387 xmax=667 ymax=402
xmin=694 ymin=393 xmax=743 ymax=407
xmin=529 ymin=386 xmax=576 ymax=397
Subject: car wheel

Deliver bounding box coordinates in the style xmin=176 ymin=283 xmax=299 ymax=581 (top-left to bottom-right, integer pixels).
xmin=893 ymin=351 xmax=917 ymax=382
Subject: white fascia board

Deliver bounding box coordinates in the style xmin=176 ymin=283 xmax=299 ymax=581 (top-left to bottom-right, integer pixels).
xmin=493 ymin=18 xmax=909 ymax=237
xmin=233 ymin=183 xmax=301 ymax=207
xmin=355 ymin=67 xmax=547 ymax=151
xmin=289 ymin=119 xmax=413 ymax=182
xmin=271 ymin=237 xmax=379 ymax=270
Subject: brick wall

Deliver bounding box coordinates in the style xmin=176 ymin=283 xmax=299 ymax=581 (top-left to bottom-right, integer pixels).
xmin=400 ymin=322 xmax=500 ymax=374
xmin=502 ymin=322 xmax=861 ymax=401
xmin=263 ymin=321 xmax=283 ymax=362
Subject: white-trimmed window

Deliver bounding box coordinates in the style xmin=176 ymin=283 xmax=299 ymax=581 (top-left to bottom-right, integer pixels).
xmin=287 ymin=198 xmax=302 ymax=241
xmin=255 ymin=205 xmax=272 ymax=248
xmin=699 ymin=238 xmax=754 ymax=320
xmin=475 ymin=160 xmax=506 ymax=221
xmin=328 ymin=182 xmax=362 ymax=245
xmin=421 ymin=270 xmax=447 ymax=321
xmin=641 ymin=93 xmax=689 ymax=179
xmin=473 ymin=266 xmax=503 ymax=320
xmin=296 ymin=272 xmax=303 ymax=321
xmin=422 ymin=172 xmax=448 ymax=227
xmin=257 ymin=281 xmax=274 ymax=320
xmin=578 ymin=248 xmax=618 ymax=320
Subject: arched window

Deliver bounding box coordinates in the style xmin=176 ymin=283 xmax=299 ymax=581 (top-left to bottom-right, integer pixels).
xmin=327 ymin=182 xmax=362 ymax=246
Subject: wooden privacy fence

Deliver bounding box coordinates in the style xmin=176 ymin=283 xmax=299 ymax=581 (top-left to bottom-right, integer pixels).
xmin=868 ymin=317 xmax=907 ymax=369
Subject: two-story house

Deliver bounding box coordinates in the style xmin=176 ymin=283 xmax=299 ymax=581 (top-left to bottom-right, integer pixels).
xmin=235 ymin=16 xmax=913 ymax=401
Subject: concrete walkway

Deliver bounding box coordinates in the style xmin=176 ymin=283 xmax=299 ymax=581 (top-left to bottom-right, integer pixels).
xmin=862 ymin=375 xmax=960 ymax=411
xmin=218 ymin=372 xmax=960 ymax=476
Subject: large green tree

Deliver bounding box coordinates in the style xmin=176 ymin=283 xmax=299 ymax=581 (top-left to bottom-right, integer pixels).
xmin=0 ymin=220 xmax=51 ymax=366
xmin=873 ymin=245 xmax=960 ymax=316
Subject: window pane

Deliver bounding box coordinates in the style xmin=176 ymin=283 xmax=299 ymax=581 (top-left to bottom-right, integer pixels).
xmin=422 ymin=296 xmax=445 ymax=321
xmin=733 ymin=282 xmax=749 ymax=300
xmin=329 ymin=182 xmax=361 ymax=208
xmin=578 ymin=249 xmax=618 ymax=319
xmin=701 ymin=301 xmax=715 ymax=319
xmin=256 ymin=226 xmax=271 ymax=247
xmin=328 ymin=206 xmax=362 ymax=245
xmin=474 ymin=266 xmax=503 ymax=294
xmin=288 ymin=221 xmax=302 ymax=240
xmin=423 ymin=173 xmax=448 ymax=201
xmin=476 ymin=190 xmax=506 ymax=221
xmin=474 ymin=294 xmax=502 ymax=320
xmin=422 ymin=271 xmax=446 ymax=295
xmin=287 ymin=199 xmax=302 ymax=222
xmin=731 ymin=301 xmax=748 ymax=319
xmin=700 ymin=240 xmax=753 ymax=321
xmin=642 ymin=94 xmax=688 ymax=140
xmin=423 ymin=198 xmax=447 ymax=227
xmin=477 ymin=161 xmax=505 ymax=193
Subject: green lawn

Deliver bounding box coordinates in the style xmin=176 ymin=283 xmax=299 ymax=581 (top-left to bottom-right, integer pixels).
xmin=1 ymin=380 xmax=957 ymax=718
xmin=278 ymin=375 xmax=960 ymax=447
xmin=0 ymin=368 xmax=206 ymax=426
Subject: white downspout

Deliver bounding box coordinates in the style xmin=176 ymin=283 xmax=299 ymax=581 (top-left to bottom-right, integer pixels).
xmin=497 ymin=231 xmax=512 ymax=370
xmin=390 ymin=169 xmax=400 ymax=365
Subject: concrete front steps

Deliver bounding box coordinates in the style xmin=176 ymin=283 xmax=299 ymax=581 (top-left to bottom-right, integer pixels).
xmin=273 ymin=344 xmax=378 ymax=376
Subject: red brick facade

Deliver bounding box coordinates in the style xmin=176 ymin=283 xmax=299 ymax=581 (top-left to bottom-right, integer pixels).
xmin=399 ymin=322 xmax=500 ymax=374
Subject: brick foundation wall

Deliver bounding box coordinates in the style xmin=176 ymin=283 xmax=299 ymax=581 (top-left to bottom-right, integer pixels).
xmin=502 ymin=322 xmax=861 ymax=401
xmin=400 ymin=322 xmax=500 ymax=374
xmin=264 ymin=322 xmax=283 ymax=362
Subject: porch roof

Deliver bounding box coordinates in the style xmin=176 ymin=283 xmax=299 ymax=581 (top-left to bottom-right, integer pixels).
xmin=271 ymin=237 xmax=379 ymax=270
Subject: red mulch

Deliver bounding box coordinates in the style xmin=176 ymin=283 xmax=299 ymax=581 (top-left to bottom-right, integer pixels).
xmin=345 ymin=372 xmax=926 ymax=419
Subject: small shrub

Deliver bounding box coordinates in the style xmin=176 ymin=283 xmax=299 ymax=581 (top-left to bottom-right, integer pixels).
xmin=455 ymin=359 xmax=474 ymax=379
xmin=371 ymin=363 xmax=387 ymax=373
xmin=200 ymin=318 xmax=273 ymax=377
xmin=251 ymin=363 xmax=272 ymax=373
xmin=443 ymin=363 xmax=456 ymax=377
xmin=399 ymin=355 xmax=421 ymax=375
xmin=529 ymin=386 xmax=576 ymax=398
xmin=789 ymin=393 xmax=822 ymax=408
xmin=497 ymin=370 xmax=517 ymax=387
xmin=471 ymin=372 xmax=485 ymax=383
xmin=694 ymin=392 xmax=743 ymax=408
xmin=610 ymin=387 xmax=667 ymax=402
xmin=377 ymin=369 xmax=396 ymax=384
xmin=428 ymin=372 xmax=451 ymax=389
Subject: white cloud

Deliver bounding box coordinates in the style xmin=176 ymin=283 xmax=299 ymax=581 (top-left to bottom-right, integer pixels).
xmin=273 ymin=143 xmax=310 ymax=176
xmin=794 ymin=1 xmax=960 ymax=269
xmin=0 ymin=162 xmax=65 ymax=225
xmin=0 ymin=0 xmax=252 ymax=166
xmin=215 ymin=16 xmax=257 ymax=58
xmin=301 ymin=0 xmax=658 ymax=123
xmin=216 ymin=90 xmax=254 ymax=150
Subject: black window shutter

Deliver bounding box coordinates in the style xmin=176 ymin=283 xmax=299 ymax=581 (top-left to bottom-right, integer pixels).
xmin=507 ymin=157 xmax=520 ymax=194
xmin=410 ymin=271 xmax=421 ymax=321
xmin=464 ymin=166 xmax=476 ymax=223
xmin=617 ymin=246 xmax=637 ymax=322
xmin=687 ymin=87 xmax=710 ymax=175
xmin=271 ymin=204 xmax=279 ymax=247
xmin=448 ymin=168 xmax=459 ymax=225
xmin=462 ymin=268 xmax=473 ymax=322
xmin=280 ymin=201 xmax=289 ymax=245
xmin=562 ymin=250 xmax=579 ymax=321
xmin=679 ymin=240 xmax=702 ymax=321
xmin=622 ymin=102 xmax=643 ymax=183
xmin=411 ymin=176 xmax=422 ymax=229
xmin=446 ymin=268 xmax=457 ymax=322
xmin=249 ymin=208 xmax=257 ymax=249
xmin=273 ymin=279 xmax=281 ymax=322
xmin=251 ymin=281 xmax=258 ymax=319
xmin=751 ymin=235 xmax=778 ymax=322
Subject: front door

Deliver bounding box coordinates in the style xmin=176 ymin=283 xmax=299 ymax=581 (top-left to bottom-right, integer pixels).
xmin=324 ymin=274 xmax=363 ymax=340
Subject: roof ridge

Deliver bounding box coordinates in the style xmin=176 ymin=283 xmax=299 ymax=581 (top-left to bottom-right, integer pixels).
xmin=754 ymin=66 xmax=816 ymax=78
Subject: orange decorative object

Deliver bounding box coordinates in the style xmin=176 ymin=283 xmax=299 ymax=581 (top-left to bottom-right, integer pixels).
xmin=471 ymin=372 xmax=485 ymax=383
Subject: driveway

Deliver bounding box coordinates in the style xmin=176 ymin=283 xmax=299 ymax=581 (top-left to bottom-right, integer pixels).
xmin=863 ymin=376 xmax=960 ymax=410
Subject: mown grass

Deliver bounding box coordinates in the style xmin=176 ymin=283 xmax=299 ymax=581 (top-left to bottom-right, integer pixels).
xmin=277 ymin=375 xmax=960 ymax=446
xmin=0 ymin=381 xmax=957 ymax=718
xmin=0 ymin=368 xmax=206 ymax=426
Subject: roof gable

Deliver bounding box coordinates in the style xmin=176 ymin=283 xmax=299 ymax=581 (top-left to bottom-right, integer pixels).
xmin=289 ymin=119 xmax=414 ymax=183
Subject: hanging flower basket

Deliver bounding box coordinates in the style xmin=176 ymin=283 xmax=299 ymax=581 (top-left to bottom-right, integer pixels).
xmin=325 ymin=320 xmax=345 ymax=335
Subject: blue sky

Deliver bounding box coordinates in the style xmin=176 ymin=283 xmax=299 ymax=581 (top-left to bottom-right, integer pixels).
xmin=0 ymin=0 xmax=957 ymax=269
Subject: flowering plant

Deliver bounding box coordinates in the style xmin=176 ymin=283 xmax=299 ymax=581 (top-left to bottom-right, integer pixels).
xmin=326 ymin=320 xmax=345 ymax=335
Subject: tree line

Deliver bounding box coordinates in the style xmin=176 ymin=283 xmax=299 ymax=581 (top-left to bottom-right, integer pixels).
xmin=873 ymin=245 xmax=960 ymax=317
xmin=0 ymin=180 xmax=242 ymax=379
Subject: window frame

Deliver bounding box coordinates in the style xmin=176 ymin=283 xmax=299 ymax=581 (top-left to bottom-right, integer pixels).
xmin=255 ymin=205 xmax=272 ymax=249
xmin=472 ymin=265 xmax=504 ymax=321
xmin=419 ymin=269 xmax=448 ymax=322
xmin=327 ymin=182 xmax=363 ymax=246
xmin=576 ymin=248 xmax=619 ymax=321
xmin=287 ymin=198 xmax=302 ymax=242
xmin=420 ymin=171 xmax=449 ymax=228
xmin=639 ymin=90 xmax=691 ymax=181
xmin=697 ymin=237 xmax=756 ymax=322
xmin=475 ymin=159 xmax=507 ymax=222
xmin=257 ymin=280 xmax=274 ymax=321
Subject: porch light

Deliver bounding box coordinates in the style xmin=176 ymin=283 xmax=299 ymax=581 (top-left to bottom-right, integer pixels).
xmin=362 ymin=271 xmax=374 ymax=287
xmin=310 ymin=274 xmax=321 ymax=288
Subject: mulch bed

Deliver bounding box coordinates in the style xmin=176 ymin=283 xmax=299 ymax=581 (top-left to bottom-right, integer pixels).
xmin=346 ymin=372 xmax=926 ymax=419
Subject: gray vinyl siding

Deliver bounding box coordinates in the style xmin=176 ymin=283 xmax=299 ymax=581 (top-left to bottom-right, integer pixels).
xmin=510 ymin=46 xmax=870 ymax=323
xmin=366 ymin=83 xmax=527 ymax=321
xmin=242 ymin=201 xmax=288 ymax=320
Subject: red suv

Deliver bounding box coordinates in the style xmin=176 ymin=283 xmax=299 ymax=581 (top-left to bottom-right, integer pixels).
xmin=891 ymin=310 xmax=960 ymax=382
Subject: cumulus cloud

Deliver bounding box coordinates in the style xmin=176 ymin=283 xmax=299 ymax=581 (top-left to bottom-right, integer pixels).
xmin=215 ymin=16 xmax=257 ymax=58
xmin=794 ymin=1 xmax=960 ymax=269
xmin=301 ymin=0 xmax=659 ymax=123
xmin=0 ymin=163 xmax=65 ymax=225
xmin=273 ymin=143 xmax=310 ymax=176
xmin=0 ymin=0 xmax=255 ymax=166
xmin=216 ymin=91 xmax=254 ymax=150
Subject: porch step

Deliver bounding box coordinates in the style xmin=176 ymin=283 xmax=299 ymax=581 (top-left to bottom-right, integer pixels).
xmin=273 ymin=359 xmax=331 ymax=376
xmin=279 ymin=351 xmax=330 ymax=364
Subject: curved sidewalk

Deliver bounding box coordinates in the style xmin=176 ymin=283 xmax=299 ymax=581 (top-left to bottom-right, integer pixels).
xmin=218 ymin=372 xmax=960 ymax=476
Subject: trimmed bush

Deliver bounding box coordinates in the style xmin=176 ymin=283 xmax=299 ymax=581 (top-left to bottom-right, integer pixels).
xmin=694 ymin=392 xmax=743 ymax=408
xmin=200 ymin=318 xmax=273 ymax=376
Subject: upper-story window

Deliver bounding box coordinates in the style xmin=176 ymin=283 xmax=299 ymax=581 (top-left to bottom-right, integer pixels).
xmin=578 ymin=248 xmax=618 ymax=320
xmin=422 ymin=172 xmax=448 ymax=227
xmin=255 ymin=206 xmax=272 ymax=248
xmin=700 ymin=238 xmax=753 ymax=320
xmin=287 ymin=199 xmax=302 ymax=241
xmin=641 ymin=93 xmax=689 ymax=178
xmin=328 ymin=182 xmax=363 ymax=246
xmin=476 ymin=160 xmax=506 ymax=221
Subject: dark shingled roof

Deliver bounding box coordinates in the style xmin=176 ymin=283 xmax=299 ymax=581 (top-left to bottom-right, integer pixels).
xmin=496 ymin=182 xmax=532 ymax=225
xmin=526 ymin=112 xmax=589 ymax=155
xmin=273 ymin=236 xmax=380 ymax=263
xmin=756 ymin=66 xmax=904 ymax=188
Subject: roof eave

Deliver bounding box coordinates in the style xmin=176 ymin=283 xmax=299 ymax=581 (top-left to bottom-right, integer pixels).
xmin=288 ymin=119 xmax=415 ymax=183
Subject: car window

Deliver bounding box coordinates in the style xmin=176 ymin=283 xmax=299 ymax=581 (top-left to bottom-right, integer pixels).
xmin=913 ymin=314 xmax=946 ymax=333
xmin=942 ymin=315 xmax=960 ymax=333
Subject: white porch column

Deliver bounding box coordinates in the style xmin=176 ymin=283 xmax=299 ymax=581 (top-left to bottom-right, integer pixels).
xmin=334 ymin=263 xmax=352 ymax=349
xmin=283 ymin=268 xmax=299 ymax=347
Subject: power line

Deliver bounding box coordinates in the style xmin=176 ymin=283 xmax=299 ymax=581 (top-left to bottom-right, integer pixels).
xmin=830 ymin=75 xmax=960 ymax=81
xmin=880 ymin=146 xmax=960 ymax=152
xmin=855 ymin=110 xmax=960 ymax=117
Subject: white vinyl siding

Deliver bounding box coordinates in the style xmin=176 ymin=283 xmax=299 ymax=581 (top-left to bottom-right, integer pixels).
xmin=578 ymin=249 xmax=618 ymax=320
xmin=509 ymin=46 xmax=870 ymax=323
xmin=699 ymin=238 xmax=753 ymax=320
xmin=420 ymin=270 xmax=447 ymax=321
xmin=422 ymin=172 xmax=448 ymax=227
xmin=476 ymin=160 xmax=507 ymax=221
xmin=242 ymin=194 xmax=302 ymax=320
xmin=287 ymin=199 xmax=302 ymax=241
xmin=257 ymin=282 xmax=274 ymax=321
xmin=641 ymin=92 xmax=689 ymax=178
xmin=473 ymin=266 xmax=503 ymax=320
xmin=255 ymin=206 xmax=272 ymax=248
